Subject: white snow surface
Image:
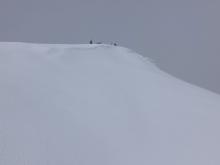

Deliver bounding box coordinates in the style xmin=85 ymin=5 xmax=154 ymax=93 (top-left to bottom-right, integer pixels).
xmin=0 ymin=42 xmax=220 ymax=165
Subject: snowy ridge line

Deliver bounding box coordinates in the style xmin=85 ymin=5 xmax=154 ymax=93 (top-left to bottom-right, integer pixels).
xmin=0 ymin=41 xmax=158 ymax=71
xmin=0 ymin=41 xmax=115 ymax=49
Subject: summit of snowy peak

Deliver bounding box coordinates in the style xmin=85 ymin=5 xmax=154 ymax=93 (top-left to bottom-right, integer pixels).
xmin=0 ymin=42 xmax=220 ymax=165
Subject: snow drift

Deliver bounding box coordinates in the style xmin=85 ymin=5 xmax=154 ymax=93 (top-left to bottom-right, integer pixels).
xmin=0 ymin=42 xmax=220 ymax=165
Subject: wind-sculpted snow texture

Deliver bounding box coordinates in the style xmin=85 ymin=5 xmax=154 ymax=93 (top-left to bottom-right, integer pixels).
xmin=0 ymin=42 xmax=220 ymax=165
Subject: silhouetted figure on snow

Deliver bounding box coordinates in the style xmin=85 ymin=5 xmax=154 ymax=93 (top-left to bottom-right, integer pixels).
xmin=89 ymin=40 xmax=93 ymax=44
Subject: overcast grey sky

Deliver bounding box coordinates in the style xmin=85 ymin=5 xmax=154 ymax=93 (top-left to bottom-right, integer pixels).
xmin=1 ymin=0 xmax=220 ymax=93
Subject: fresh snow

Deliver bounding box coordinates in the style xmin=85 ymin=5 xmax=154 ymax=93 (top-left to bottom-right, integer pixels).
xmin=0 ymin=42 xmax=220 ymax=165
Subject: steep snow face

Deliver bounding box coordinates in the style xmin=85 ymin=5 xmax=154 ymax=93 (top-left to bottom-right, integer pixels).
xmin=0 ymin=42 xmax=220 ymax=165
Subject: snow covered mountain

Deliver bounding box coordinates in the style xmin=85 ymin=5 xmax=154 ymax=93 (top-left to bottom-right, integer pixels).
xmin=0 ymin=42 xmax=220 ymax=165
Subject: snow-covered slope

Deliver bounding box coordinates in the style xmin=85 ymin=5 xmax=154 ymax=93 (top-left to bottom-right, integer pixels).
xmin=0 ymin=42 xmax=220 ymax=165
